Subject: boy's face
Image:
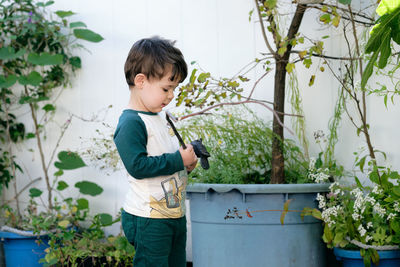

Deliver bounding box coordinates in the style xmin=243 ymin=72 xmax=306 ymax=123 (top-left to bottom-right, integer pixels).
xmin=138 ymin=69 xmax=179 ymax=113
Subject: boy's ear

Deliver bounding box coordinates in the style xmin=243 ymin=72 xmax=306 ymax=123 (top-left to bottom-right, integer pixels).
xmin=134 ymin=74 xmax=146 ymax=88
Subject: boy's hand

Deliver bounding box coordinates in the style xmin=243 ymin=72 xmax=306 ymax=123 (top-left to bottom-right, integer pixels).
xmin=186 ymin=159 xmax=198 ymax=172
xmin=179 ymin=144 xmax=197 ymax=167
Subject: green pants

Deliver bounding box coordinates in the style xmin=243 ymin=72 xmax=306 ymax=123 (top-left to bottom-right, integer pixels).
xmin=121 ymin=209 xmax=187 ymax=267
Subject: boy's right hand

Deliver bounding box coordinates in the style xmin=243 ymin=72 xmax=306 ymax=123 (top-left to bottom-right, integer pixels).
xmin=179 ymin=144 xmax=197 ymax=167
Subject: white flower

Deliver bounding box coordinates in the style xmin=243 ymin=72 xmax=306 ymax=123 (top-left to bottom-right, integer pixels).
xmin=358 ymin=224 xmax=366 ymax=237
xmin=394 ymin=201 xmax=400 ymax=212
xmin=372 ymin=185 xmax=383 ymax=195
xmin=373 ymin=203 xmax=386 ymax=218
xmin=366 ymin=235 xmax=373 ymax=242
xmin=316 ymin=193 xmax=326 ymax=209
xmin=387 ymin=213 xmax=396 ymax=220
xmin=352 ymin=212 xmax=361 ymax=221
xmin=309 ymin=157 xmax=316 ymax=171
xmin=321 ymin=205 xmax=341 ymax=227
xmin=329 ymin=182 xmax=339 ymax=190
xmin=367 ymin=222 xmax=373 ymax=229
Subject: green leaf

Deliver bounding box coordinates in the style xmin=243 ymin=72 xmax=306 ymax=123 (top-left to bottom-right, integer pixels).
xmin=55 ymin=10 xmax=75 ymax=18
xmin=376 ymin=0 xmax=400 ymax=16
xmin=54 ymin=169 xmax=64 ymax=177
xmin=18 ymin=71 xmax=43 ymax=86
xmin=393 ymin=186 xmax=400 ymax=196
xmin=0 ymin=47 xmax=26 ymax=60
xmin=0 ymin=74 xmax=17 ymax=88
xmin=311 ymin=208 xmax=322 ymax=220
xmin=97 ymin=213 xmax=113 ymax=226
xmin=354 ymin=176 xmax=363 ymax=188
xmin=361 ymin=50 xmax=379 ymax=89
xmin=42 ymin=104 xmax=56 ymax=112
xmin=26 ymin=132 xmax=36 ymax=139
xmin=69 ymin=21 xmax=87 ymax=28
xmin=57 ymin=181 xmax=68 ymax=191
xmin=75 ymin=181 xmax=103 ymax=196
xmin=378 ymin=29 xmax=392 ymax=69
xmin=27 ymin=52 xmax=63 ymax=66
xmin=58 ymin=219 xmax=70 ymax=228
xmin=73 ymin=29 xmax=104 ymax=43
xmin=29 ymin=188 xmax=43 ymax=198
xmin=54 ymin=151 xmax=86 ymax=170
xmin=338 ymin=0 xmax=352 ymax=4
xmin=77 ymin=198 xmax=89 ymax=210
xmin=197 ymin=72 xmax=210 ymax=83
xmin=280 ymin=199 xmax=292 ymax=225
xmin=69 ymin=56 xmax=81 ymax=69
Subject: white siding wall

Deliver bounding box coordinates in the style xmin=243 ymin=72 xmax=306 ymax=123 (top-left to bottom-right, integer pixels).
xmin=3 ymin=0 xmax=400 ymax=261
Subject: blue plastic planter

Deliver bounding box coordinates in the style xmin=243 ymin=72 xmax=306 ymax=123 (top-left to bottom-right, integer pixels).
xmin=334 ymin=247 xmax=400 ymax=267
xmin=0 ymin=231 xmax=49 ymax=267
xmin=187 ymin=183 xmax=330 ymax=267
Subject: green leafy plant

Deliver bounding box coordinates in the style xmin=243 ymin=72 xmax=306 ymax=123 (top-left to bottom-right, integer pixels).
xmin=0 ymin=0 xmax=103 ymax=215
xmin=307 ymin=165 xmax=400 ymax=266
xmin=178 ymin=108 xmax=315 ymax=184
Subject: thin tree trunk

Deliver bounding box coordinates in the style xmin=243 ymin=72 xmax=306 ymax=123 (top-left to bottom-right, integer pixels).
xmin=270 ymin=4 xmax=307 ymax=184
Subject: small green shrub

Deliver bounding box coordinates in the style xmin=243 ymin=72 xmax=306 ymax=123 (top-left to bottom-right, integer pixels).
xmin=178 ymin=108 xmax=310 ymax=184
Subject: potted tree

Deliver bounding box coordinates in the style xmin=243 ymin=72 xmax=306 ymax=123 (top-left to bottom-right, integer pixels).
xmin=171 ymin=0 xmax=382 ymax=266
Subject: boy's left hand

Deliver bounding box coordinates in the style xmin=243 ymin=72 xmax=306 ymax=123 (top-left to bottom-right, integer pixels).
xmin=186 ymin=159 xmax=198 ymax=172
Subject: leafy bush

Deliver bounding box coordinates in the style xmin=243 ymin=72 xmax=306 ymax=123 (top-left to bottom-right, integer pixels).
xmin=178 ymin=108 xmax=311 ymax=184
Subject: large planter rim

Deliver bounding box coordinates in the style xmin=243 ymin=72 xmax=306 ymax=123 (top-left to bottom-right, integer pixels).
xmin=334 ymin=247 xmax=400 ymax=259
xmin=0 ymin=229 xmax=49 ymax=239
xmin=187 ymin=182 xmax=331 ymax=194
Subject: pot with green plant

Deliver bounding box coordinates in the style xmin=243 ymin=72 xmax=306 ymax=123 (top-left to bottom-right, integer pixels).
xmin=176 ymin=108 xmax=336 ymax=267
xmin=172 ymin=0 xmax=382 ymax=266
xmin=303 ymin=0 xmax=400 ymax=266
xmin=0 ymin=0 xmax=108 ymax=265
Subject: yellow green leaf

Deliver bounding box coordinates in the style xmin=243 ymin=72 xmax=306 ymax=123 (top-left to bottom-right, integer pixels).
xmin=58 ymin=219 xmax=70 ymax=228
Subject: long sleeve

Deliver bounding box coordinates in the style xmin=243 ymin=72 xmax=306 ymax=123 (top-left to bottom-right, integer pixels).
xmin=114 ymin=111 xmax=184 ymax=179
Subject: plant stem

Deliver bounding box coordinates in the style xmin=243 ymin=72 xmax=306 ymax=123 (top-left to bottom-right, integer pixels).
xmin=348 ymin=5 xmax=379 ymax=181
xmin=25 ymin=86 xmax=53 ymax=210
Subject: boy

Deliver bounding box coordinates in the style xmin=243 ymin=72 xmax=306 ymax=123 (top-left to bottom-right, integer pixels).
xmin=114 ymin=36 xmax=198 ymax=267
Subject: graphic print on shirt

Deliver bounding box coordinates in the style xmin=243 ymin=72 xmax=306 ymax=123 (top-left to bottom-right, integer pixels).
xmin=161 ymin=177 xmax=179 ymax=208
xmin=149 ymin=170 xmax=188 ymax=218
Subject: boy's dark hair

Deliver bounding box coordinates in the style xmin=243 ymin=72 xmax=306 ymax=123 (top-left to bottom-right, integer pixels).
xmin=124 ymin=36 xmax=188 ymax=87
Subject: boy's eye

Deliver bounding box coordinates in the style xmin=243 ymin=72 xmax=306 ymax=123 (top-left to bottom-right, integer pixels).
xmin=163 ymin=88 xmax=168 ymax=92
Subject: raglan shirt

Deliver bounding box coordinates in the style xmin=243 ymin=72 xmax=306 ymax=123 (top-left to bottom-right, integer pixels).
xmin=114 ymin=109 xmax=188 ymax=219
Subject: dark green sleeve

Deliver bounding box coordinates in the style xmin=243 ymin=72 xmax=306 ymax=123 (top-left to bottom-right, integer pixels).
xmin=114 ymin=114 xmax=184 ymax=179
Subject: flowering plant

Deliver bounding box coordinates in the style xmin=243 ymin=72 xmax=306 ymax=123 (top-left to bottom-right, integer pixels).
xmin=310 ymin=166 xmax=400 ymax=266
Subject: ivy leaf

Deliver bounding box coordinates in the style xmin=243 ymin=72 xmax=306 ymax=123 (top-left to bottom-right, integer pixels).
xmin=18 ymin=71 xmax=43 ymax=86
xmin=73 ymin=29 xmax=104 ymax=43
xmin=57 ymin=181 xmax=68 ymax=191
xmin=75 ymin=181 xmax=103 ymax=196
xmin=338 ymin=0 xmax=352 ymax=4
xmin=54 ymin=151 xmax=86 ymax=170
xmin=28 ymin=52 xmax=63 ymax=65
xmin=77 ymin=198 xmax=89 ymax=210
xmin=29 ymin=188 xmax=43 ymax=198
xmin=0 ymin=74 xmax=17 ymax=88
xmin=96 ymin=213 xmax=113 ymax=226
xmin=0 ymin=47 xmax=26 ymax=60
xmin=55 ymin=10 xmax=75 ymax=18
